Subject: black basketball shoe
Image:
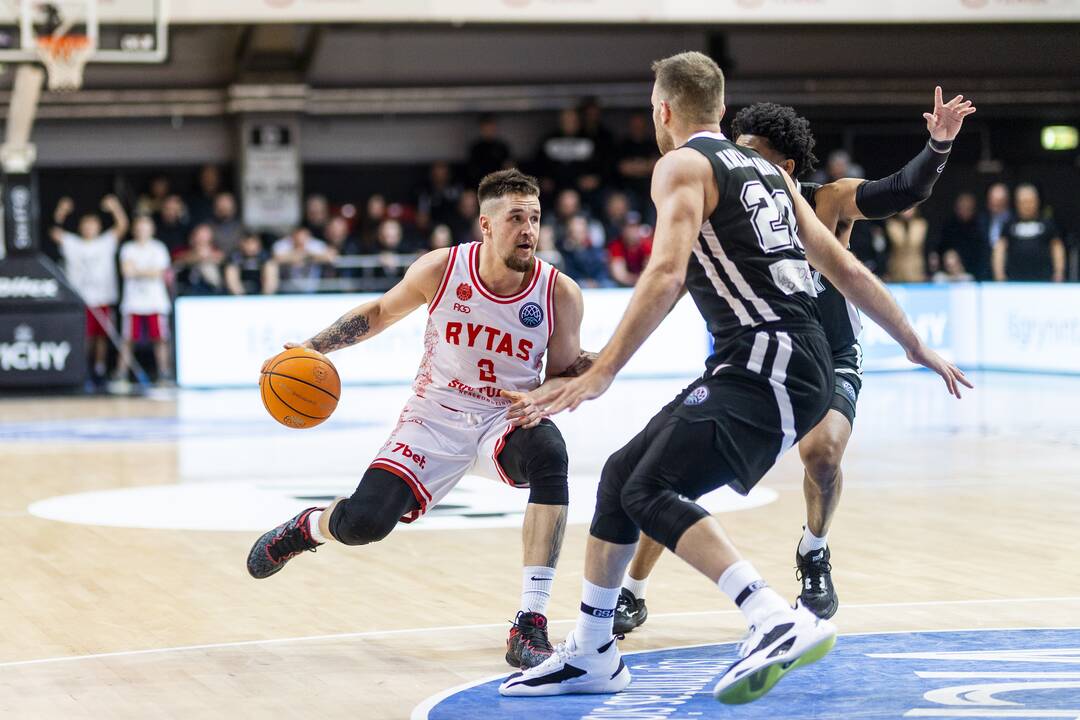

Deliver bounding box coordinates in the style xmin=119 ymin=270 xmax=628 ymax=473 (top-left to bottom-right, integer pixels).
xmin=505 ymin=611 xmax=554 ymax=669
xmin=795 ymin=544 xmax=838 ymax=619
xmin=247 ymin=507 xmax=324 ymax=579
xmin=613 ymin=588 xmax=648 ymax=635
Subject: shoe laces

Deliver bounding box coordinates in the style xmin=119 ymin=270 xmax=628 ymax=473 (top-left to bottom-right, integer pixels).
xmin=267 ymin=520 xmax=318 ymax=563
xmin=510 ymin=613 xmax=553 ymax=653
xmin=615 ymin=589 xmax=634 ymax=614
xmin=796 ymin=555 xmax=832 ymax=589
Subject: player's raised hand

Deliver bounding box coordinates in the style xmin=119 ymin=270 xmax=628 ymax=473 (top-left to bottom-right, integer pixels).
xmin=906 ymin=342 xmax=974 ymax=399
xmin=924 ymin=86 xmax=976 ymax=143
xmin=501 ymin=389 xmax=544 ymax=429
xmin=537 ymin=366 xmax=615 ymax=416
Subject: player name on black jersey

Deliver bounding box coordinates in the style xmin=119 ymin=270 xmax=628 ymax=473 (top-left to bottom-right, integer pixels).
xmin=681 ymin=132 xmax=822 ymax=372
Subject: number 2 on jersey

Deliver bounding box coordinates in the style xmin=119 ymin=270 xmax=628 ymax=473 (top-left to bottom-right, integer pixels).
xmin=477 ymin=358 xmax=497 ymax=383
xmin=740 ymin=180 xmax=801 ymax=254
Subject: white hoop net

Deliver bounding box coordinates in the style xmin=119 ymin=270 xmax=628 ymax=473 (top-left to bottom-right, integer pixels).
xmin=36 ymin=35 xmax=93 ymax=91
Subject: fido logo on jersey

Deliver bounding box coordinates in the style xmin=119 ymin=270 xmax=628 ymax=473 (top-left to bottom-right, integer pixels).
xmin=518 ymin=302 xmax=543 ymax=328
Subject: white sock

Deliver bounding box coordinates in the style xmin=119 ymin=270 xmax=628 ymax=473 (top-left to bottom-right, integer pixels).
xmin=623 ymin=573 xmax=649 ymax=600
xmin=307 ymin=510 xmax=328 ymax=544
xmin=798 ymin=526 xmax=828 ymax=556
xmin=718 ymin=560 xmax=790 ymax=627
xmin=521 ymin=566 xmax=555 ymax=615
xmin=575 ymin=579 xmax=620 ymax=650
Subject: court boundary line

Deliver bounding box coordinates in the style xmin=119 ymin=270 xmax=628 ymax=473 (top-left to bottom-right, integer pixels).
xmin=408 ymin=626 xmax=1080 ymax=720
xmin=0 ymin=596 xmax=1077 ymax=671
xmin=408 ymin=624 xmax=1080 ymax=720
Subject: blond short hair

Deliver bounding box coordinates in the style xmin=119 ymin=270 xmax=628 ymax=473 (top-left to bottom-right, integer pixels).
xmin=651 ymin=51 xmax=725 ymax=124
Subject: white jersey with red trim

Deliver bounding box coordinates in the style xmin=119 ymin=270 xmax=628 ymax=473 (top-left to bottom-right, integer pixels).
xmin=413 ymin=241 xmax=559 ymax=413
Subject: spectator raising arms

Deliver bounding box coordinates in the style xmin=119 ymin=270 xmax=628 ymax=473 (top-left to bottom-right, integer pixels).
xmin=116 ymin=216 xmax=173 ymax=387
xmin=50 ymin=194 xmax=128 ymax=385
xmin=226 ymin=233 xmax=279 ymax=296
xmin=174 ymin=224 xmax=225 ymax=295
xmin=993 ymin=184 xmax=1065 ymax=282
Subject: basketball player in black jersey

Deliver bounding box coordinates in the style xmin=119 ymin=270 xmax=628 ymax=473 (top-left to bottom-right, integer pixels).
xmin=499 ymin=51 xmax=970 ymax=704
xmin=611 ymin=89 xmax=977 ymax=631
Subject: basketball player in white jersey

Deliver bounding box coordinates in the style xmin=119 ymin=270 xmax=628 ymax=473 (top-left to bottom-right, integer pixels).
xmin=247 ymin=170 xmax=590 ymax=669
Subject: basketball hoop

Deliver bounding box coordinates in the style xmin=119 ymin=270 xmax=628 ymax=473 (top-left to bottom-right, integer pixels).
xmin=35 ymin=34 xmax=92 ymax=91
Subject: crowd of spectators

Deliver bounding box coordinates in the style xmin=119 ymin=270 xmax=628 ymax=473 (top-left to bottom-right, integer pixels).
xmin=45 ymin=102 xmax=1075 ymax=391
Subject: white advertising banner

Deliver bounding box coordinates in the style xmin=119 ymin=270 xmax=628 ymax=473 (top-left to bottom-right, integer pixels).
xmin=176 ymin=289 xmax=708 ymax=388
xmin=979 ymin=284 xmax=1080 ymax=374
xmin=176 ymin=284 xmax=1080 ymax=388
xmin=169 ymin=0 xmax=1080 ymax=24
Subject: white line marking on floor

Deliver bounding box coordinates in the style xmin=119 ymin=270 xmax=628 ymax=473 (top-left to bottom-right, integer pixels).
xmin=0 ymin=596 xmax=1077 ymax=670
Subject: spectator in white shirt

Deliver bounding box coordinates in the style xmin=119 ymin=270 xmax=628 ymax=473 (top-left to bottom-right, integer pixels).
xmin=50 ymin=194 xmax=128 ymax=384
xmin=116 ymin=216 xmax=173 ymax=386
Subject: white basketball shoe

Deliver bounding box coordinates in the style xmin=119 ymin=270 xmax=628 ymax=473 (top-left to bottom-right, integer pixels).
xmin=499 ymin=630 xmax=631 ymax=697
xmin=713 ymin=600 xmax=837 ymax=704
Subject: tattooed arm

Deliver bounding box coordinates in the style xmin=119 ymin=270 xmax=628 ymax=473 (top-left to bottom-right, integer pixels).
xmin=285 ymin=249 xmax=450 ymax=355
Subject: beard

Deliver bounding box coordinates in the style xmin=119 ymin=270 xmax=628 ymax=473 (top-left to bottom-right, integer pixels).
xmin=503 ymin=248 xmax=534 ymax=273
xmin=655 ymin=126 xmax=675 ymax=155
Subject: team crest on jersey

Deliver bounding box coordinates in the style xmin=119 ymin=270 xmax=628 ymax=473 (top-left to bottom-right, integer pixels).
xmin=684 ymin=386 xmax=710 ymax=406
xmin=456 ymin=283 xmax=473 ymax=301
xmin=518 ymin=302 xmax=544 ymax=328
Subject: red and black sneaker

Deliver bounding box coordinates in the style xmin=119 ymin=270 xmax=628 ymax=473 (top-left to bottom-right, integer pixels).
xmin=246 ymin=507 xmax=324 ymax=579
xmin=505 ymin=611 xmax=554 ymax=669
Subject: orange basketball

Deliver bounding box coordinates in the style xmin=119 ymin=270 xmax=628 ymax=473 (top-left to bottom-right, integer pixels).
xmin=259 ymin=347 xmax=341 ymax=429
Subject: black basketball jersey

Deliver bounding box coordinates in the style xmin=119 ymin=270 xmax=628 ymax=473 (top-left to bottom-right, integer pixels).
xmin=683 ymin=132 xmax=822 ymax=371
xmin=799 ymin=181 xmax=862 ymax=359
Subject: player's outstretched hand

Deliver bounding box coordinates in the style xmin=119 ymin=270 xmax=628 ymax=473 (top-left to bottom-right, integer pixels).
xmin=924 ymin=86 xmax=976 ymax=143
xmin=537 ymin=367 xmax=615 ymax=416
xmin=501 ymin=390 xmax=544 ymax=429
xmin=906 ymin=342 xmax=974 ymax=399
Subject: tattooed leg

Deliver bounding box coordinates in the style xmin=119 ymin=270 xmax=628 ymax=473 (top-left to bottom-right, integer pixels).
xmin=522 ymin=503 xmax=568 ymax=569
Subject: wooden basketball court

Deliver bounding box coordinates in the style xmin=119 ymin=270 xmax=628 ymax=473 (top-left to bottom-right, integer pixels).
xmin=1 ymin=371 xmax=1077 ymax=719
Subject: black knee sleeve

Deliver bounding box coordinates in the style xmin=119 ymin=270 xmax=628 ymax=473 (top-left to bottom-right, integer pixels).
xmin=328 ymin=467 xmax=418 ymax=546
xmin=588 ymin=446 xmax=642 ymax=545
xmin=499 ymin=419 xmax=569 ymax=506
xmin=620 ymin=474 xmax=709 ymax=552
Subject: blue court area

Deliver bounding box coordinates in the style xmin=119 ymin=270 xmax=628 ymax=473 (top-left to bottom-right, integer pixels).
xmin=417 ymin=628 xmax=1080 ymax=720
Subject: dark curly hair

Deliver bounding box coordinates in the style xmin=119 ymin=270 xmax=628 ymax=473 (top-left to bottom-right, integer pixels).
xmin=731 ymin=103 xmax=818 ymax=179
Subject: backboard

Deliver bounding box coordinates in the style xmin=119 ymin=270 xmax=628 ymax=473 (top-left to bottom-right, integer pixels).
xmin=0 ymin=0 xmax=167 ymax=64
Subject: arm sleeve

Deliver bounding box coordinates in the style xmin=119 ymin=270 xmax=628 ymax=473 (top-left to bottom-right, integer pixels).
xmin=854 ymin=139 xmax=952 ymax=220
